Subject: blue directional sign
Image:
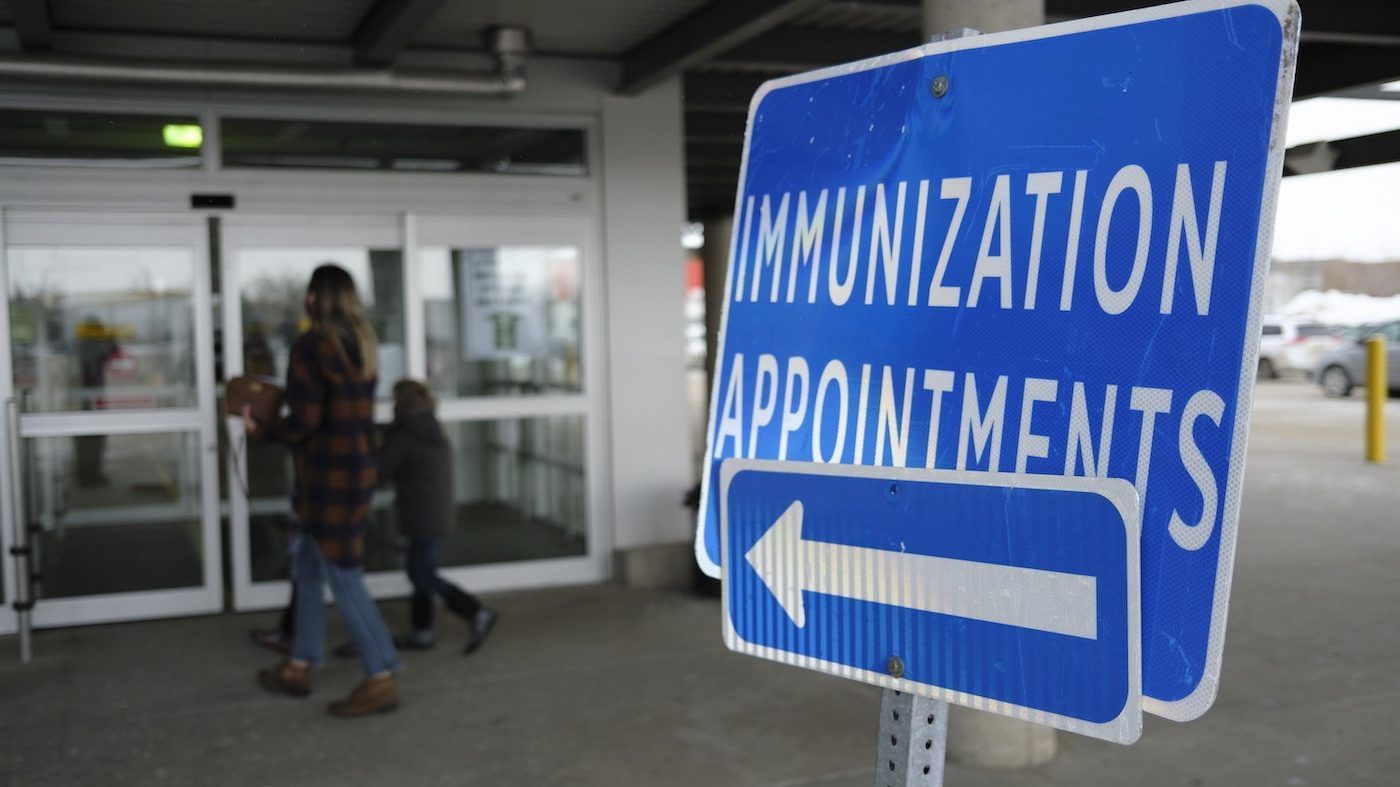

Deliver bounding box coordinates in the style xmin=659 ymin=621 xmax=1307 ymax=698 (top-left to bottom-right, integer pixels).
xmin=721 ymin=460 xmax=1142 ymax=743
xmin=698 ymin=0 xmax=1297 ymax=723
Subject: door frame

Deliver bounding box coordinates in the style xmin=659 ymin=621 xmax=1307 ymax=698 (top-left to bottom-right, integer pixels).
xmin=0 ymin=209 xmax=223 ymax=628
xmin=0 ymin=210 xmax=14 ymax=635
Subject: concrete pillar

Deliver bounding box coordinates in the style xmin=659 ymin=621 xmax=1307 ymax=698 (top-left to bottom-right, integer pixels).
xmin=601 ymin=77 xmax=696 ymax=589
xmin=701 ymin=215 xmax=733 ymax=387
xmin=921 ymin=0 xmax=1059 ymax=770
xmin=923 ymin=0 xmax=1043 ymax=38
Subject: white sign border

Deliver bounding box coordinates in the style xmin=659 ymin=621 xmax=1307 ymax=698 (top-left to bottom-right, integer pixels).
xmin=720 ymin=458 xmax=1143 ymax=745
xmin=695 ymin=0 xmax=1300 ymax=723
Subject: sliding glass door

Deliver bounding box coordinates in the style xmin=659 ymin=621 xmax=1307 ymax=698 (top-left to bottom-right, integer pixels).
xmin=412 ymin=215 xmax=606 ymax=592
xmin=223 ymin=213 xmax=608 ymax=611
xmin=220 ymin=216 xmax=404 ymax=609
xmin=0 ymin=211 xmax=222 ymax=627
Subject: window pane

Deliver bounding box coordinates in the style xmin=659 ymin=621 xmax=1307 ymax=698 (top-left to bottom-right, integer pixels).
xmin=9 ymin=246 xmax=197 ymax=412
xmin=26 ymin=431 xmax=204 ymax=598
xmin=422 ymin=246 xmax=582 ymax=397
xmin=364 ymin=415 xmax=587 ymax=572
xmin=251 ymin=415 xmax=586 ymax=579
xmin=237 ymin=248 xmax=405 ymax=399
xmin=244 ymin=441 xmax=297 ymax=584
xmin=0 ymin=108 xmax=203 ymax=169
xmin=221 ymin=118 xmax=586 ymax=176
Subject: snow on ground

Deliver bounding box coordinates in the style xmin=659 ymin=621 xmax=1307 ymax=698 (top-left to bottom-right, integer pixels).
xmin=1280 ymin=289 xmax=1400 ymax=325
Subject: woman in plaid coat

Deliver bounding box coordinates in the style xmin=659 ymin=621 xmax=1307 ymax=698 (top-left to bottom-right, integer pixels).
xmin=245 ymin=264 xmax=402 ymax=718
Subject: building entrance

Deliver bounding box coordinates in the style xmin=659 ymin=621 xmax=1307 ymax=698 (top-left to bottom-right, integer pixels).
xmin=0 ymin=207 xmax=609 ymax=632
xmin=0 ymin=90 xmax=622 ymax=634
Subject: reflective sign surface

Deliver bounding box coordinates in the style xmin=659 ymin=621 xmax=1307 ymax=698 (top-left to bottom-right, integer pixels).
xmin=698 ymin=0 xmax=1298 ymax=722
xmin=722 ymin=460 xmax=1142 ymax=743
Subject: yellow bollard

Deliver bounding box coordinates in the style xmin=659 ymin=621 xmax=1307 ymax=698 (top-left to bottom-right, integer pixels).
xmin=1365 ymin=336 xmax=1387 ymax=463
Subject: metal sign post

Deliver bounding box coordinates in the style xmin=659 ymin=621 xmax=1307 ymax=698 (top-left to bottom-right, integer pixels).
xmin=876 ymin=690 xmax=948 ymax=787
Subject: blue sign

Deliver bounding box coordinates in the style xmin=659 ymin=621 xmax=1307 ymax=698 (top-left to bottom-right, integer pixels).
xmin=721 ymin=460 xmax=1141 ymax=743
xmin=698 ymin=0 xmax=1296 ymax=723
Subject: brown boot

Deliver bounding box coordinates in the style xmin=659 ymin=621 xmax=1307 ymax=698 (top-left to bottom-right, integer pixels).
xmin=257 ymin=660 xmax=311 ymax=697
xmin=327 ymin=674 xmax=399 ymax=718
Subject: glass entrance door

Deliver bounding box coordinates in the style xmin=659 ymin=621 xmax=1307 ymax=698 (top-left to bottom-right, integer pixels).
xmin=223 ymin=213 xmax=608 ymax=611
xmin=0 ymin=211 xmax=222 ymax=627
xmin=221 ymin=216 xmax=406 ymax=609
xmin=412 ymin=214 xmax=608 ymax=593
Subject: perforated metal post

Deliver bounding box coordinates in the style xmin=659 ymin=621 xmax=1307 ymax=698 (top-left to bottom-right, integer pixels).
xmin=875 ymin=689 xmax=948 ymax=787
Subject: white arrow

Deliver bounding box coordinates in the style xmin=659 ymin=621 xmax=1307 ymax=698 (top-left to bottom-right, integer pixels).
xmin=744 ymin=500 xmax=1099 ymax=639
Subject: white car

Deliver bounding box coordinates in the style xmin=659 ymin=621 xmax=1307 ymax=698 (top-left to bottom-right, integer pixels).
xmin=1258 ymin=317 xmax=1339 ymax=378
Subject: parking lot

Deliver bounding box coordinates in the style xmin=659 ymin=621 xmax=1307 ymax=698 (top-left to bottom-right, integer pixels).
xmin=0 ymin=380 xmax=1397 ymax=786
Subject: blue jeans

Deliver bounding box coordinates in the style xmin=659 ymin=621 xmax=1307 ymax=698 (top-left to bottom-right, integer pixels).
xmin=405 ymin=536 xmax=481 ymax=632
xmin=290 ymin=535 xmax=402 ymax=676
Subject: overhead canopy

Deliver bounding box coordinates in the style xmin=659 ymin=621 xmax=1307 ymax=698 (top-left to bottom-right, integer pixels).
xmin=666 ymin=0 xmax=1400 ymax=216
xmin=0 ymin=0 xmax=1396 ymax=217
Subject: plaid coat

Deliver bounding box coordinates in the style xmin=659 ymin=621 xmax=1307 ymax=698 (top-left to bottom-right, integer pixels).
xmin=264 ymin=329 xmax=378 ymax=567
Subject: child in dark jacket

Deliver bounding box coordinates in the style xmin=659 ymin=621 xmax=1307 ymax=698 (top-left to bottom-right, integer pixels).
xmin=380 ymin=379 xmax=498 ymax=653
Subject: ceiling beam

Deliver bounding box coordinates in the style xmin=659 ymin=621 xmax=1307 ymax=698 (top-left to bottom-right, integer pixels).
xmin=688 ymin=181 xmax=740 ymax=191
xmin=708 ymin=28 xmax=1400 ymax=102
xmin=620 ymin=0 xmax=829 ymax=95
xmin=0 ymin=28 xmax=352 ymax=65
xmin=1331 ymin=85 xmax=1400 ymax=101
xmin=1292 ymin=0 xmax=1400 ymax=39
xmin=683 ymin=73 xmax=770 ymax=113
xmin=1284 ymin=129 xmax=1400 ymax=176
xmin=834 ymin=0 xmax=1151 ymax=20
xmin=1295 ymin=42 xmax=1400 ymax=99
xmin=714 ymin=27 xmax=916 ymax=72
xmin=838 ymin=0 xmax=1400 ymax=41
xmin=846 ymin=0 xmax=1400 ymax=35
xmin=1321 ymin=128 xmax=1400 ymax=172
xmin=686 ymin=112 xmax=747 ymax=143
xmin=0 ymin=27 xmax=512 ymax=73
xmin=352 ymin=0 xmax=448 ymax=66
xmin=686 ymin=143 xmax=744 ymax=169
xmin=8 ymin=0 xmax=53 ymax=53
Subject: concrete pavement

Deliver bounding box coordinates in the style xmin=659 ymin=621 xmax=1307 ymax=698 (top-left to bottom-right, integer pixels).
xmin=0 ymin=380 xmax=1397 ymax=786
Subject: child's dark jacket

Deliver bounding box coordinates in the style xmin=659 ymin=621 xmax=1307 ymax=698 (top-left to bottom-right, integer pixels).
xmin=379 ymin=409 xmax=453 ymax=538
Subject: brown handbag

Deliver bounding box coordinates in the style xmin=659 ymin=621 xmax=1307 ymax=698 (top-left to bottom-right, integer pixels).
xmin=225 ymin=374 xmax=284 ymax=423
xmin=225 ymin=374 xmax=283 ymax=499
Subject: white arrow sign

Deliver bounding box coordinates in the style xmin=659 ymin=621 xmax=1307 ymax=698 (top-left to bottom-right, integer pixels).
xmin=745 ymin=500 xmax=1100 ymax=638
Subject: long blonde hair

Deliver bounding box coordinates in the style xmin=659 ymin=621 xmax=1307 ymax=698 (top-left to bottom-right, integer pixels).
xmin=307 ymin=264 xmax=379 ymax=378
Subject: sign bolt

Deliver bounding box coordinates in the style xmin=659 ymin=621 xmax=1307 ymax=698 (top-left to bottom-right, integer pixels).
xmin=931 ymin=75 xmax=949 ymax=98
xmin=887 ymin=655 xmax=905 ymax=678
